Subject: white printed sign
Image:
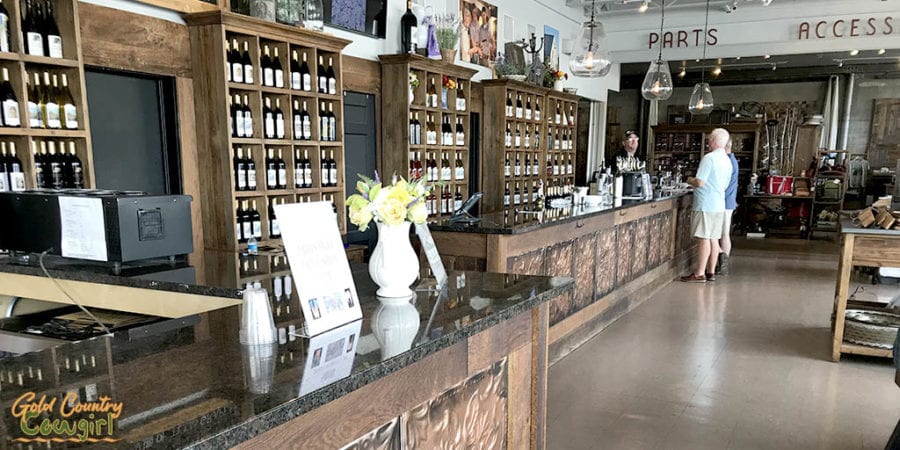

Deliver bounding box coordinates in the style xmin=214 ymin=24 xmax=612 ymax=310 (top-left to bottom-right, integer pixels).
xmin=58 ymin=196 xmax=108 ymax=261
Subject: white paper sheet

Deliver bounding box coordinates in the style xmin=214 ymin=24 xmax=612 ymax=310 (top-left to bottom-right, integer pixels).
xmin=58 ymin=196 xmax=108 ymax=261
xmin=274 ymin=201 xmax=362 ymax=336
xmin=414 ymin=223 xmax=447 ymax=288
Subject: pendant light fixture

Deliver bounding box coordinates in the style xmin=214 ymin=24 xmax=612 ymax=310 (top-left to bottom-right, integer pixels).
xmin=569 ymin=0 xmax=612 ymax=78
xmin=688 ymin=0 xmax=714 ymax=115
xmin=641 ymin=0 xmax=673 ymax=101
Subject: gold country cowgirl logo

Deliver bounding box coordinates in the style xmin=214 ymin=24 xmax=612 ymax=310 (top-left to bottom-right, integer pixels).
xmin=10 ymin=392 xmax=123 ymax=443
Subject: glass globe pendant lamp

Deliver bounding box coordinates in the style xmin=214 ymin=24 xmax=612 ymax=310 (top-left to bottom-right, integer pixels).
xmin=689 ymin=0 xmax=714 ymax=115
xmin=641 ymin=1 xmax=673 ymax=101
xmin=569 ymin=1 xmax=612 ymax=78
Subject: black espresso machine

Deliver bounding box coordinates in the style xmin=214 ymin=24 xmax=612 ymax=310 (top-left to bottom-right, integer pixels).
xmin=0 ymin=190 xmax=193 ymax=271
xmin=620 ymin=172 xmax=652 ymax=199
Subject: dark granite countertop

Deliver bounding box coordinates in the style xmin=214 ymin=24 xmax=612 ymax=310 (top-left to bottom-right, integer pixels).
xmin=429 ymin=192 xmax=691 ymax=235
xmin=0 ymin=252 xmax=573 ymax=449
xmin=840 ymin=218 xmax=900 ymax=236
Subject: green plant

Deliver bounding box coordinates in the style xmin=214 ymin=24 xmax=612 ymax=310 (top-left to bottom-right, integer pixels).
xmin=540 ymin=61 xmax=566 ymax=87
xmin=493 ymin=53 xmax=526 ymax=78
xmin=435 ymin=14 xmax=461 ymax=50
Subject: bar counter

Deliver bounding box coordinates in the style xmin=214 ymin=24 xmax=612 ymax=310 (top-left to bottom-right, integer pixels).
xmin=0 ymin=253 xmax=573 ymax=449
xmin=429 ymin=192 xmax=697 ymax=360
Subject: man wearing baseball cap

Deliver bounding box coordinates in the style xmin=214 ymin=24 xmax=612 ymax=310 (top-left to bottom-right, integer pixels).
xmin=612 ymin=130 xmax=642 ymax=173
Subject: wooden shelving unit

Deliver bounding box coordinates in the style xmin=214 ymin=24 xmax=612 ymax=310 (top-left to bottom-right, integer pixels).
xmin=0 ymin=0 xmax=94 ymax=188
xmin=186 ymin=12 xmax=351 ymax=251
xmin=650 ymin=123 xmax=761 ymax=178
xmin=481 ymin=80 xmax=579 ymax=213
xmin=379 ymin=54 xmax=477 ymax=221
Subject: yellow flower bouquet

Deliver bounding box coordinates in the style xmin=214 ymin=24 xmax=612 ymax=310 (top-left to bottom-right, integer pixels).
xmin=346 ymin=173 xmax=434 ymax=232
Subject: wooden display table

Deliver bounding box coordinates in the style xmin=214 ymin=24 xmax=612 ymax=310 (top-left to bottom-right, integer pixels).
xmin=831 ymin=220 xmax=900 ymax=361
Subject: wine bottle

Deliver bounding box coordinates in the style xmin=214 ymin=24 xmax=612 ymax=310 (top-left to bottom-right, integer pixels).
xmin=0 ymin=0 xmax=9 ymax=53
xmin=23 ymin=0 xmax=42 ymax=57
xmin=534 ymin=100 xmax=541 ymax=121
xmin=555 ymin=101 xmax=561 ymax=124
xmin=231 ymin=94 xmax=242 ymax=137
xmin=319 ymin=150 xmax=329 ymax=187
xmin=515 ymin=95 xmax=523 ymax=118
xmin=269 ymin=198 xmax=281 ymax=239
xmin=408 ymin=113 xmax=415 ymax=145
xmin=234 ymin=147 xmax=247 ymax=191
xmin=514 ymin=125 xmax=521 ymax=148
xmin=455 ymin=151 xmax=464 ymax=180
xmin=301 ymin=149 xmax=311 ymax=187
xmin=327 ymin=150 xmax=337 ymax=186
xmin=274 ymin=98 xmax=285 ymax=139
xmin=428 ymin=152 xmax=437 ymax=182
xmin=414 ymin=151 xmax=423 ymax=180
xmin=514 ymin=183 xmax=520 ymax=205
xmin=326 ymin=56 xmax=336 ymax=95
xmin=47 ymin=141 xmax=63 ymax=189
xmin=427 ymin=77 xmax=437 ymax=108
xmin=0 ymin=67 xmax=19 ymax=127
xmin=441 ymin=188 xmax=450 ymax=214
xmin=27 ymin=72 xmax=40 ymax=128
xmin=8 ymin=142 xmax=24 ymax=191
xmin=60 ymin=74 xmax=77 ymax=129
xmin=532 ymin=153 xmax=539 ymax=175
xmin=231 ymin=39 xmax=244 ymax=83
xmin=441 ymin=152 xmax=450 ymax=181
xmin=272 ymin=47 xmax=284 ymax=88
xmin=249 ymin=200 xmax=262 ymax=239
xmin=246 ymin=147 xmax=257 ymax=190
xmin=427 ymin=190 xmax=436 ymax=216
xmin=413 ymin=112 xmax=421 ymax=145
xmin=317 ymin=56 xmax=326 ymax=94
xmin=514 ymin=153 xmax=521 ymax=176
xmin=261 ymin=45 xmax=273 ymax=87
xmin=0 ymin=143 xmax=9 ymax=191
xmin=300 ymin=51 xmax=311 ymax=91
xmin=236 ymin=201 xmax=248 ymax=243
xmin=289 ymin=50 xmax=301 ymax=90
xmin=454 ymin=187 xmax=463 ymax=211
xmin=400 ymin=1 xmax=418 ymax=54
xmin=318 ymin=101 xmax=327 ymax=141
xmin=441 ymin=116 xmax=450 ymax=146
xmin=524 ymin=126 xmax=531 ymax=149
xmin=456 ymin=81 xmax=465 ymax=111
xmin=242 ymin=41 xmax=253 ymax=84
xmin=294 ymin=149 xmax=303 ymax=188
xmin=455 ymin=117 xmax=464 ymax=146
xmin=525 ymin=96 xmax=532 ymax=120
xmin=504 ymin=123 xmax=511 ymax=148
xmin=42 ymin=72 xmax=59 ymax=129
xmin=44 ymin=0 xmax=61 ymax=58
xmin=504 ymin=153 xmax=510 ymax=177
xmin=524 ymin=153 xmax=531 ymax=176
xmin=292 ymin=99 xmax=302 ymax=139
xmin=327 ymin=103 xmax=336 ymax=141
xmin=263 ymin=97 xmax=274 ymax=139
xmin=504 ymin=182 xmax=510 ymax=206
xmin=32 ymin=141 xmax=45 ymax=188
xmin=242 ymin=94 xmax=253 ymax=137
xmin=505 ymin=93 xmax=513 ymax=117
xmin=225 ymin=39 xmax=232 ymax=83
xmin=301 ymin=100 xmax=311 ymax=140
xmin=265 ymin=148 xmax=277 ymax=189
xmin=276 ymin=149 xmax=287 ymax=189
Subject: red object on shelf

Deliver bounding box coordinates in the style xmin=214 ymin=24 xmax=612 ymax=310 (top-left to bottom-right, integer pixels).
xmin=767 ymin=176 xmax=793 ymax=195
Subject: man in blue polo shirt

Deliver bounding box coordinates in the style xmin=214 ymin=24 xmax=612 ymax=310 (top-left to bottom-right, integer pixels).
xmin=718 ymin=139 xmax=739 ymax=275
xmin=681 ymin=128 xmax=733 ymax=283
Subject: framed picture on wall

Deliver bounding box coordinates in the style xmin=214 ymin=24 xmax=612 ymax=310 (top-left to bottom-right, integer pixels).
xmin=543 ymin=25 xmax=560 ymax=70
xmin=460 ymin=0 xmax=498 ymax=67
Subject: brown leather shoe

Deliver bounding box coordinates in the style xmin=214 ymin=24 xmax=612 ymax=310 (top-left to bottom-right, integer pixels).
xmin=706 ymin=272 xmax=716 ymax=281
xmin=680 ymin=273 xmax=706 ymax=283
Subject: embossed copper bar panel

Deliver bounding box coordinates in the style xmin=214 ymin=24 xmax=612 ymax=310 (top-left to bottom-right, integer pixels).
xmin=545 ymin=241 xmax=575 ymax=278
xmin=632 ymin=217 xmax=651 ymax=279
xmin=573 ymin=233 xmax=597 ymax=312
xmin=616 ymin=222 xmax=636 ymax=286
xmin=508 ymin=248 xmax=546 ymax=276
xmin=341 ymin=418 xmax=400 ymax=450
xmin=402 ymin=359 xmax=509 ymax=450
xmin=549 ymin=289 xmax=573 ymax=326
xmin=595 ymin=227 xmax=617 ymax=298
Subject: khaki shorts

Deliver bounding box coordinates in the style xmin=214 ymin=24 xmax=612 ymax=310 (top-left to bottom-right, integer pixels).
xmin=692 ymin=210 xmax=725 ymax=239
xmin=722 ymin=209 xmax=734 ymax=239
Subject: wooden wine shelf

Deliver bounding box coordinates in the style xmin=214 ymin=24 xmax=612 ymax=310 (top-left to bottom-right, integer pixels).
xmin=20 ymin=55 xmax=80 ymax=68
xmin=379 ymin=53 xmax=477 ymax=221
xmin=186 ymin=11 xmax=351 ymax=252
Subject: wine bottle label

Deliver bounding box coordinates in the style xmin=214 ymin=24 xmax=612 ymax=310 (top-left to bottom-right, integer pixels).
xmin=514 ymin=165 xmax=520 ymax=176
xmin=456 ymin=132 xmax=464 ymax=146
xmin=515 ymin=135 xmax=520 ymax=147
xmin=3 ymin=100 xmax=19 ymax=127
xmin=10 ymin=172 xmax=25 ymax=191
xmin=455 ymin=167 xmax=464 ymax=179
xmin=329 ymin=167 xmax=337 ymax=185
xmin=0 ymin=14 xmax=8 ymax=53
xmin=514 ymin=193 xmax=520 ymax=204
xmin=233 ymin=64 xmax=244 ymax=83
xmin=293 ymin=116 xmax=302 ymax=137
xmin=275 ymin=69 xmax=284 ymax=88
xmin=304 ymin=168 xmax=311 ymax=185
xmin=272 ymin=219 xmax=281 ymax=236
xmin=267 ymin=169 xmax=277 ymax=187
xmin=319 ymin=76 xmax=327 ymax=91
xmin=329 ymin=79 xmax=336 ymax=95
xmin=525 ymin=109 xmax=531 ymax=120
xmin=278 ymin=168 xmax=287 ymax=187
xmin=244 ymin=65 xmax=253 ymax=84
xmin=516 ymin=107 xmax=522 ymax=118
xmin=321 ymin=169 xmax=328 ymax=186
xmin=291 ymin=72 xmax=301 ymax=90
xmin=535 ymin=111 xmax=541 ymax=121
xmin=294 ymin=168 xmax=303 ymax=187
xmin=264 ymin=68 xmax=274 ymax=87
xmin=276 ymin=116 xmax=284 ymax=138
xmin=247 ymin=169 xmax=256 ymax=188
xmin=26 ymin=32 xmax=43 ymax=56
xmin=47 ymin=35 xmax=63 ymax=58
xmin=265 ymin=115 xmax=275 ymax=138
xmin=504 ymin=194 xmax=509 ymax=205
xmin=235 ymin=112 xmax=245 ymax=137
xmin=242 ymin=222 xmax=252 ymax=240
xmin=46 ymin=102 xmax=61 ymax=128
xmin=455 ymin=199 xmax=462 ymax=210
xmin=302 ymin=118 xmax=311 ymax=139
xmin=243 ymin=116 xmax=253 ymax=137
xmin=28 ymin=101 xmax=40 ymax=127
xmin=303 ymin=74 xmax=311 ymax=91
xmin=504 ymin=165 xmax=510 ymax=177
xmin=328 ymin=118 xmax=336 ymax=140
xmin=0 ymin=174 xmax=8 ymax=191
xmin=237 ymin=170 xmax=247 ymax=189
xmin=253 ymin=221 xmax=261 ymax=238
xmin=64 ymin=104 xmax=78 ymax=129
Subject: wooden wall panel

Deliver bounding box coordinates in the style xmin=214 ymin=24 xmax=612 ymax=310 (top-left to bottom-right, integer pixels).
xmin=343 ymin=56 xmax=381 ymax=95
xmin=79 ymin=3 xmax=192 ymax=77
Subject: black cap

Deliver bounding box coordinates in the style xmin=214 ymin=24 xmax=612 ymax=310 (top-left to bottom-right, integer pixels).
xmin=624 ymin=130 xmax=638 ymax=139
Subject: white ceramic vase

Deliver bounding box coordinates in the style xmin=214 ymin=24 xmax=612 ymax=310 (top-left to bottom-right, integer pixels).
xmin=371 ymin=295 xmax=421 ymax=360
xmin=369 ymin=221 xmax=419 ymax=298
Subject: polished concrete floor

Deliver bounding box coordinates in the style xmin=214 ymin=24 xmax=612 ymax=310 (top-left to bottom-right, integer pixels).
xmin=547 ymin=239 xmax=900 ymax=450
